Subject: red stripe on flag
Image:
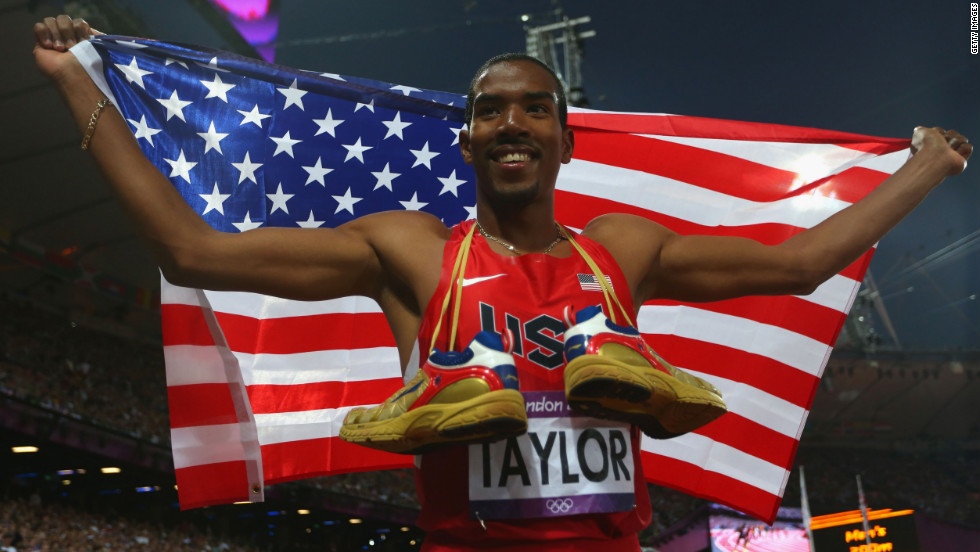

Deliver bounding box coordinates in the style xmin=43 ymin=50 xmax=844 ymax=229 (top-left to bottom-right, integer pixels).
xmin=642 ymin=452 xmax=781 ymax=524
xmin=212 ymin=311 xmax=395 ymax=354
xmin=568 ymin=112 xmax=910 ymax=155
xmin=175 ymin=461 xmax=251 ymax=510
xmin=557 ymin=189 xmax=873 ymax=283
xmin=695 ymin=413 xmax=800 ymax=469
xmin=575 ymin=130 xmax=824 ymax=203
xmin=167 ymin=383 xmax=242 ymax=428
xmin=261 ymin=437 xmax=412 ymax=484
xmin=246 ymin=378 xmax=404 ymax=414
xmin=816 ymin=166 xmax=894 ymax=201
xmin=643 ymin=335 xmax=821 ymax=409
xmin=161 ymin=303 xmax=216 ymax=346
xmin=161 ymin=304 xmax=397 ymax=353
xmin=650 ymin=295 xmax=845 ymax=346
xmin=557 ymin=190 xmax=807 ymax=245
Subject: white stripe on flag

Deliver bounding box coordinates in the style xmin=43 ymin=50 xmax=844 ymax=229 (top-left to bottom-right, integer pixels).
xmin=171 ymin=423 xmax=252 ymax=469
xmin=638 ymin=305 xmax=831 ymax=375
xmin=234 ymin=349 xmax=401 ymax=386
xmin=798 ymin=273 xmax=862 ymax=312
xmin=254 ymin=407 xmax=355 ymax=444
xmin=642 ymin=433 xmax=787 ymax=496
xmin=203 ymin=290 xmax=384 ymax=318
xmin=165 ymin=344 xmax=237 ymax=386
xmin=160 ymin=276 xmax=203 ymax=307
xmin=684 ymin=370 xmax=807 ymax=438
xmin=644 ymin=135 xmax=881 ymax=181
xmin=559 ymin=159 xmax=854 ymax=229
xmin=860 ymin=149 xmax=910 ymax=173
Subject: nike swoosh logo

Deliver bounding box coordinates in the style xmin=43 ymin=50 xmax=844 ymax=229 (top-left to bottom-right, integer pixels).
xmin=461 ymin=274 xmax=506 ymax=287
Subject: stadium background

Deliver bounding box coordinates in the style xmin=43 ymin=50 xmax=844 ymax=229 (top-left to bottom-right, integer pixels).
xmin=1 ymin=0 xmax=977 ymax=550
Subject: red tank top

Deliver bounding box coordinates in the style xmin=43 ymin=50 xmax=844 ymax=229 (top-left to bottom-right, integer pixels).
xmin=414 ymin=220 xmax=651 ymax=551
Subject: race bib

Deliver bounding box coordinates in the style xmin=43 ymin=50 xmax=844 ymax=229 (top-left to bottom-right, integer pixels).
xmin=468 ymin=390 xmax=635 ymax=520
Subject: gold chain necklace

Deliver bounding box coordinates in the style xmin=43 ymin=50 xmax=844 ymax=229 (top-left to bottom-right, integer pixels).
xmin=475 ymin=220 xmax=564 ymax=255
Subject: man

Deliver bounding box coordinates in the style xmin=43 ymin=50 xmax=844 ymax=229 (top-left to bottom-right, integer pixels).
xmin=33 ymin=14 xmax=971 ymax=552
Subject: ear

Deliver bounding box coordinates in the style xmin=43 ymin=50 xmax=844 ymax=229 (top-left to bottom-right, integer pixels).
xmin=459 ymin=128 xmax=473 ymax=165
xmin=561 ymin=128 xmax=575 ymax=164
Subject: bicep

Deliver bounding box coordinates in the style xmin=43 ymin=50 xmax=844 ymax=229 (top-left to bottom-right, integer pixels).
xmin=591 ymin=214 xmax=820 ymax=304
xmin=174 ymin=222 xmax=383 ymax=301
xmin=650 ymin=234 xmax=813 ymax=302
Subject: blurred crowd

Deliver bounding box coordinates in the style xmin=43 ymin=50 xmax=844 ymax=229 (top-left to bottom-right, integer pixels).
xmin=640 ymin=485 xmax=708 ymax=543
xmin=0 ymin=493 xmax=262 ymax=552
xmin=0 ymin=295 xmax=169 ymax=443
xmin=309 ymin=471 xmax=418 ymax=510
xmin=0 ymin=292 xmax=977 ymax=548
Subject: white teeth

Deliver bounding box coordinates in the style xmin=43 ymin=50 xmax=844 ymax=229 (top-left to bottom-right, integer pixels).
xmin=498 ymin=152 xmax=530 ymax=163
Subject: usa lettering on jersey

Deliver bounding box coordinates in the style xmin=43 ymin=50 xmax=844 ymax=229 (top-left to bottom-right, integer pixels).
xmin=479 ymin=303 xmax=566 ymax=370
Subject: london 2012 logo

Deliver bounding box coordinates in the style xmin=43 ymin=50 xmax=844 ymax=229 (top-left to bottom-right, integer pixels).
xmin=546 ymin=498 xmax=574 ymax=514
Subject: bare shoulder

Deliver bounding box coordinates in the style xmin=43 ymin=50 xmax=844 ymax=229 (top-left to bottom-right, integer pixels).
xmin=344 ymin=209 xmax=451 ymax=246
xmin=580 ymin=213 xmax=678 ymax=304
xmin=581 ymin=213 xmax=675 ymax=252
xmin=342 ymin=208 xmax=451 ymax=303
xmin=342 ymin=209 xmax=451 ymax=282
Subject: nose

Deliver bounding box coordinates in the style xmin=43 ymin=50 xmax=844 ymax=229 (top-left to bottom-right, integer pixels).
xmin=496 ymin=105 xmax=530 ymax=138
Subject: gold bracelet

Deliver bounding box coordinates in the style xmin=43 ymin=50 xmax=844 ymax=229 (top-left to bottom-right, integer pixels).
xmin=80 ymin=99 xmax=113 ymax=150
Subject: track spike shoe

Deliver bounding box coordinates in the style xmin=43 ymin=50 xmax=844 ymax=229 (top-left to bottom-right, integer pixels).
xmin=563 ymin=305 xmax=727 ymax=439
xmin=340 ymin=330 xmax=527 ymax=454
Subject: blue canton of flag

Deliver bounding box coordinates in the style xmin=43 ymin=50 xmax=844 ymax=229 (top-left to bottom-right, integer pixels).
xmin=91 ymin=36 xmax=476 ymax=232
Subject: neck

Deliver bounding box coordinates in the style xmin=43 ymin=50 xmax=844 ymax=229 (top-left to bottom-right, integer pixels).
xmin=475 ymin=202 xmax=561 ymax=254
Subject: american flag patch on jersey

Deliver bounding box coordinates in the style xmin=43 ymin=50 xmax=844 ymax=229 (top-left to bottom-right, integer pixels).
xmin=578 ymin=274 xmax=613 ymax=291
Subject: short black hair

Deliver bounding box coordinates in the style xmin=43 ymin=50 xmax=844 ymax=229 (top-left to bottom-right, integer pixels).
xmin=464 ymin=53 xmax=568 ymax=129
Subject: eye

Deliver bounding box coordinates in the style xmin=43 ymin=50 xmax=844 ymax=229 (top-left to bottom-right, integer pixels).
xmin=477 ymin=105 xmax=500 ymax=117
xmin=527 ymin=104 xmax=548 ymax=114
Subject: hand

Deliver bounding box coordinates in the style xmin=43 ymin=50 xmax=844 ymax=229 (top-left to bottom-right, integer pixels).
xmin=910 ymin=126 xmax=973 ymax=176
xmin=33 ymin=15 xmax=103 ymax=82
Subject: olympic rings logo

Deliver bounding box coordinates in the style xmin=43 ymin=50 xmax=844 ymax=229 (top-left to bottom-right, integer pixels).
xmin=546 ymin=498 xmax=574 ymax=514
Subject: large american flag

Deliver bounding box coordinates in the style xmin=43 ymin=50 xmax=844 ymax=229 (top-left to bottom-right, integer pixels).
xmin=73 ymin=36 xmax=909 ymax=524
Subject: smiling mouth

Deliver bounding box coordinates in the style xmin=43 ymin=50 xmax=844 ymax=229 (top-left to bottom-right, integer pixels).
xmin=496 ymin=152 xmax=532 ymax=163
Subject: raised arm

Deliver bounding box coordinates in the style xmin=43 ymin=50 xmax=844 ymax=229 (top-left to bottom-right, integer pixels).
xmin=589 ymin=127 xmax=972 ymax=306
xmin=32 ymin=16 xmax=447 ymax=308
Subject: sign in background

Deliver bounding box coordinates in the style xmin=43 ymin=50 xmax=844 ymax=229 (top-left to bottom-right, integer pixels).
xmin=811 ymin=508 xmax=919 ymax=552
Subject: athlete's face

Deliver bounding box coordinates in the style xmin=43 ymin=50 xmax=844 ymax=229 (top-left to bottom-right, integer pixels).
xmin=460 ymin=61 xmax=574 ymax=205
